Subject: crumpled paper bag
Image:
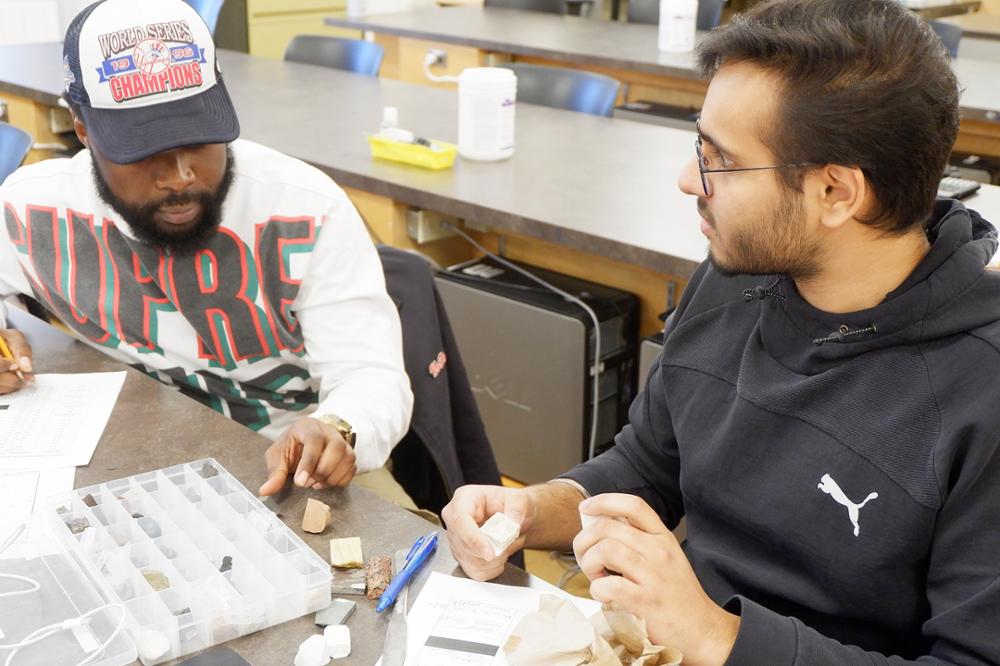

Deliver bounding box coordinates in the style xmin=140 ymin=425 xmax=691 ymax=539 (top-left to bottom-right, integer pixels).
xmin=503 ymin=595 xmax=683 ymax=666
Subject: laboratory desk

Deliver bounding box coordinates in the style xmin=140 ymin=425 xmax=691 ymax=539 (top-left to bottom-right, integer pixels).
xmin=327 ymin=7 xmax=708 ymax=108
xmin=325 ymin=6 xmax=1000 ymax=157
xmin=7 ymin=307 xmax=536 ymax=665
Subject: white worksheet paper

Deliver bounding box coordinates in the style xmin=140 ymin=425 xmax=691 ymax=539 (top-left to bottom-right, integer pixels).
xmin=377 ymin=572 xmax=601 ymax=666
xmin=0 ymin=372 xmax=126 ymax=469
xmin=0 ymin=467 xmax=75 ymax=559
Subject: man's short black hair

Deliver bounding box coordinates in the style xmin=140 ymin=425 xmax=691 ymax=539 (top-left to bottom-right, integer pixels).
xmin=698 ymin=0 xmax=960 ymax=234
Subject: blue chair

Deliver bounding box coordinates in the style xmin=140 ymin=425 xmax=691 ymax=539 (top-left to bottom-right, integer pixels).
xmin=184 ymin=0 xmax=225 ymax=35
xmin=283 ymin=35 xmax=385 ymax=77
xmin=0 ymin=122 xmax=33 ymax=185
xmin=499 ymin=63 xmax=621 ymax=117
xmin=628 ymin=0 xmax=726 ymax=30
xmin=929 ymin=19 xmax=962 ymax=58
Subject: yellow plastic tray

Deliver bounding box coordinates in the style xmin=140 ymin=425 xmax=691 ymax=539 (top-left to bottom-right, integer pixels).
xmin=367 ymin=134 xmax=457 ymax=170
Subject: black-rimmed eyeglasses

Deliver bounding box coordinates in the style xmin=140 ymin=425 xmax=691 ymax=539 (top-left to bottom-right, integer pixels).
xmin=695 ymin=136 xmax=815 ymax=197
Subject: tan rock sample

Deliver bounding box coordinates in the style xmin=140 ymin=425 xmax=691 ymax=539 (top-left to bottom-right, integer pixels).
xmin=302 ymin=498 xmax=331 ymax=534
xmin=329 ymin=536 xmax=363 ymax=568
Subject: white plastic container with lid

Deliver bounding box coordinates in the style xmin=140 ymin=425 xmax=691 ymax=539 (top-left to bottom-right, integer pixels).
xmin=457 ymin=67 xmax=517 ymax=162
xmin=658 ymin=0 xmax=698 ymax=52
xmin=380 ymin=106 xmax=400 ymax=133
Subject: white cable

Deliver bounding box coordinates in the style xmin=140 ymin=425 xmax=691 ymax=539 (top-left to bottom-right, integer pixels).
xmin=442 ymin=222 xmax=604 ymax=461
xmin=423 ymin=52 xmax=459 ymax=84
xmin=0 ymin=602 xmax=127 ymax=666
xmin=0 ymin=524 xmax=25 ymax=555
xmin=0 ymin=574 xmax=40 ymax=599
xmin=0 ymin=524 xmax=128 ymax=666
xmin=0 ymin=524 xmax=42 ymax=599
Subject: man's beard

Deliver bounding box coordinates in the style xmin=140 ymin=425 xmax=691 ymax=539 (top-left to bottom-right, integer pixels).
xmin=93 ymin=146 xmax=235 ymax=256
xmin=705 ymin=192 xmax=823 ymax=281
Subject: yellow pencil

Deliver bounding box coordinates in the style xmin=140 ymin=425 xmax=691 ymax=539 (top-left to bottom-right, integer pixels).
xmin=0 ymin=333 xmax=24 ymax=381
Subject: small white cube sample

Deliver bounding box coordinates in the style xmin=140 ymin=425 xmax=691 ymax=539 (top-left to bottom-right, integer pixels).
xmin=325 ymin=624 xmax=351 ymax=659
xmin=579 ymin=507 xmax=626 ymax=531
xmin=136 ymin=630 xmax=171 ymax=662
xmin=294 ymin=634 xmax=330 ymax=666
xmin=479 ymin=512 xmax=521 ymax=557
xmin=579 ymin=509 xmax=599 ymax=530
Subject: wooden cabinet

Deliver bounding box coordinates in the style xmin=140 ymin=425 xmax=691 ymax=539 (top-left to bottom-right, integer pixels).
xmin=246 ymin=0 xmax=360 ymax=60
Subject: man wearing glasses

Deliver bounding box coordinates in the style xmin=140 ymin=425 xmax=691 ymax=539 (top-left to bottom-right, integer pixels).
xmin=443 ymin=0 xmax=1000 ymax=664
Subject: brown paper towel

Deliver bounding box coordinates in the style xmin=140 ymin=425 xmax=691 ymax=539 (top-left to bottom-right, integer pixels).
xmin=504 ymin=595 xmax=683 ymax=666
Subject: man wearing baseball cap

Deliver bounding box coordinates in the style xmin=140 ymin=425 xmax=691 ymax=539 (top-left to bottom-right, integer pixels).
xmin=0 ymin=0 xmax=415 ymax=503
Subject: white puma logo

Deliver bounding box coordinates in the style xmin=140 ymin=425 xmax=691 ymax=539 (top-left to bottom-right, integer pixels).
xmin=817 ymin=473 xmax=878 ymax=537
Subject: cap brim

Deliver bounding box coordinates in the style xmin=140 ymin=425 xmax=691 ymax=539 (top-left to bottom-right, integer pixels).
xmin=80 ymin=79 xmax=240 ymax=164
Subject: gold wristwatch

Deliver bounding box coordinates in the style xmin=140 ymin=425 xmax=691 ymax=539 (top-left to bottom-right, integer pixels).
xmin=315 ymin=414 xmax=357 ymax=448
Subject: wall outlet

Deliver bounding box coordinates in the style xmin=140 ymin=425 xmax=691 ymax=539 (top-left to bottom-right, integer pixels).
xmin=407 ymin=209 xmax=458 ymax=244
xmin=426 ymin=49 xmax=447 ymax=68
xmin=49 ymin=106 xmax=74 ymax=134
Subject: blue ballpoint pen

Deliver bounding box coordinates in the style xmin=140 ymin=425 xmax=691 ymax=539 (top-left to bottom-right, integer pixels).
xmin=376 ymin=531 xmax=439 ymax=613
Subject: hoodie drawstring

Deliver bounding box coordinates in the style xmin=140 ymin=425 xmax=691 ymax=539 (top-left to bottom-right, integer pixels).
xmin=812 ymin=323 xmax=878 ymax=346
xmin=741 ymin=280 xmax=878 ymax=346
xmin=742 ymin=278 xmax=784 ymax=302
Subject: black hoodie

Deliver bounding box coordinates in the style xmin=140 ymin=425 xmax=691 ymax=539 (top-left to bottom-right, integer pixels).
xmin=564 ymin=200 xmax=1000 ymax=664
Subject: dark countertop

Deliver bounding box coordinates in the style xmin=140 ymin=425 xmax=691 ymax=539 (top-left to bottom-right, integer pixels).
xmin=12 ymin=308 xmax=534 ymax=665
xmin=327 ymin=6 xmax=703 ymax=80
xmin=323 ymin=6 xmax=1000 ymax=123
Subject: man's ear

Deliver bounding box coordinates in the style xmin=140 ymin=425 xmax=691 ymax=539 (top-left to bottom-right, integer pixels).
xmin=811 ymin=164 xmax=869 ymax=231
xmin=73 ymin=115 xmax=88 ymax=149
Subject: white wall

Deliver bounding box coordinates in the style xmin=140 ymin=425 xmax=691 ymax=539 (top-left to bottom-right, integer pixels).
xmin=0 ymin=1 xmax=60 ymax=45
xmin=0 ymin=0 xmax=92 ymax=45
xmin=56 ymin=0 xmax=94 ymax=33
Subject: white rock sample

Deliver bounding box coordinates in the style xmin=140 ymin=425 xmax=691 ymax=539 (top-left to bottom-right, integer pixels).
xmin=324 ymin=624 xmax=351 ymax=659
xmin=294 ymin=634 xmax=331 ymax=666
xmin=480 ymin=512 xmax=520 ymax=557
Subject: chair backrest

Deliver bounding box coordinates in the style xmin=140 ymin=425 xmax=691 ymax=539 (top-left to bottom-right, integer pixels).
xmin=627 ymin=0 xmax=658 ymax=24
xmin=628 ymin=0 xmax=726 ymax=30
xmin=184 ymin=0 xmax=225 ymax=35
xmin=485 ymin=0 xmax=566 ymax=14
xmin=283 ymin=35 xmax=385 ymax=77
xmin=0 ymin=122 xmax=33 ymax=185
xmin=500 ymin=63 xmax=620 ymax=117
xmin=376 ymin=245 xmax=501 ymax=516
xmin=929 ymin=19 xmax=962 ymax=58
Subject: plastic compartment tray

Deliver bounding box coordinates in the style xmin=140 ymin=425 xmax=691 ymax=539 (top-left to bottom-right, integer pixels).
xmin=0 ymin=554 xmax=137 ymax=666
xmin=46 ymin=458 xmax=331 ymax=665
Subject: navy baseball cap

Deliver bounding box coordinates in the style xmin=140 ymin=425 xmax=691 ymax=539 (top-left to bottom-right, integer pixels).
xmin=63 ymin=0 xmax=240 ymax=164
